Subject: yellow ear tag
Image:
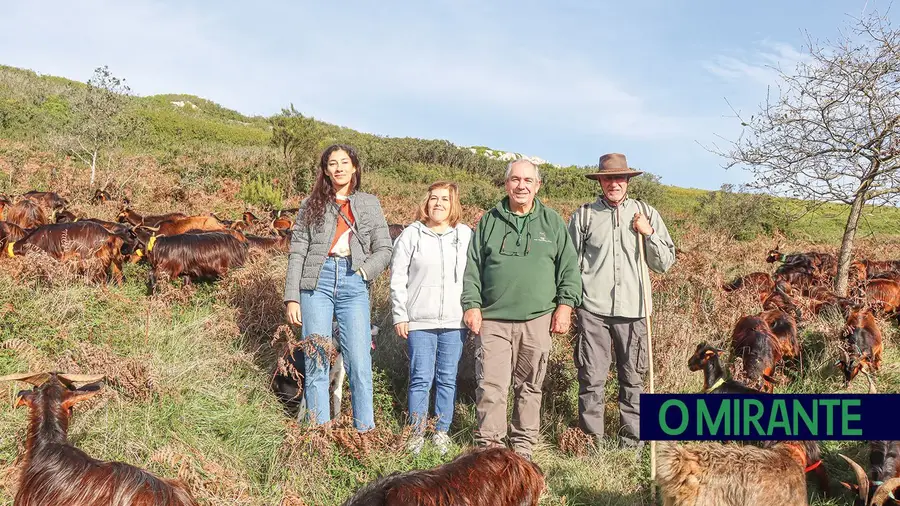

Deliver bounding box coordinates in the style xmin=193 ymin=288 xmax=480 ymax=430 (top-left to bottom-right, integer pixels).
xmin=147 ymin=235 xmax=157 ymax=252
xmin=6 ymin=241 xmax=15 ymax=258
xmin=134 ymin=249 xmax=143 ymax=258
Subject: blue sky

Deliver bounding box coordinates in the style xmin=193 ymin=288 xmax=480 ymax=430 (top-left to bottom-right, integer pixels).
xmin=0 ymin=0 xmax=892 ymax=191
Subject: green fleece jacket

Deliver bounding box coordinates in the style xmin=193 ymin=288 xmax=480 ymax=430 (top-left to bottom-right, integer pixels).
xmin=462 ymin=197 xmax=582 ymax=321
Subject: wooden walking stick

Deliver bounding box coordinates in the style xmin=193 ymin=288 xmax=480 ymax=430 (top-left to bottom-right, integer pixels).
xmin=637 ymin=218 xmax=657 ymax=502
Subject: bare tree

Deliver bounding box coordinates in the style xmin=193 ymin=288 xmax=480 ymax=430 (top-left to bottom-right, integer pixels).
xmin=65 ymin=65 xmax=135 ymax=188
xmin=710 ymin=10 xmax=900 ymax=296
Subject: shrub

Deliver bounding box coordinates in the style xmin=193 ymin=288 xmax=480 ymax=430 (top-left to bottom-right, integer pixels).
xmin=626 ymin=172 xmax=665 ymax=209
xmin=695 ymin=184 xmax=789 ymax=240
xmin=238 ymin=175 xmax=283 ymax=210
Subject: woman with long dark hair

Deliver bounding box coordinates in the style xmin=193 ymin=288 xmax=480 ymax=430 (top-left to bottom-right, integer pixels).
xmin=284 ymin=143 xmax=393 ymax=432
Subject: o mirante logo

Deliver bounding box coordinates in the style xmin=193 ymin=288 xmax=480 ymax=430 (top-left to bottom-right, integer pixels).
xmin=639 ymin=394 xmax=895 ymax=441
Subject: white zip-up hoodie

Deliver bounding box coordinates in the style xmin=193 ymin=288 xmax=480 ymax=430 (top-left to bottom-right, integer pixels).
xmin=390 ymin=221 xmax=472 ymax=330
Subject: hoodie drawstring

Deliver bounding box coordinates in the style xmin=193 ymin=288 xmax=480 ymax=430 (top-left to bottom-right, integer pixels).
xmin=454 ymin=227 xmax=460 ymax=283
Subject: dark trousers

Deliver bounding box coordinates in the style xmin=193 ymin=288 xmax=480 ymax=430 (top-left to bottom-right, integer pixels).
xmin=574 ymin=308 xmax=649 ymax=441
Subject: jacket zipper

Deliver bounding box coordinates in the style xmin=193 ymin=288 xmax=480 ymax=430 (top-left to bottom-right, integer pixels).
xmin=439 ymin=232 xmax=445 ymax=323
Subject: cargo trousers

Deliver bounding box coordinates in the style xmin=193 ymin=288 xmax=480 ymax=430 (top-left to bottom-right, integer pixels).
xmin=473 ymin=312 xmax=552 ymax=458
xmin=574 ymin=307 xmax=649 ymax=444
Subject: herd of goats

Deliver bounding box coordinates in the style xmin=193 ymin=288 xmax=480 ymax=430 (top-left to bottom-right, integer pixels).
xmin=1 ymin=188 xmax=900 ymax=505
xmin=0 ymin=189 xmax=300 ymax=292
xmin=659 ymin=245 xmax=900 ymax=505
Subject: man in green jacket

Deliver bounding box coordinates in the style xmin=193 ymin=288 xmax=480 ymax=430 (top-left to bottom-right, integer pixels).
xmin=567 ymin=153 xmax=676 ymax=451
xmin=462 ymin=158 xmax=582 ymax=460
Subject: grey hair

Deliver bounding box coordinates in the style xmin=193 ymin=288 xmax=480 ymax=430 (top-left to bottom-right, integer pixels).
xmin=504 ymin=158 xmax=541 ymax=182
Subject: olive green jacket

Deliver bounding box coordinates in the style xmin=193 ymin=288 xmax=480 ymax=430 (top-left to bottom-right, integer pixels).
xmin=567 ymin=196 xmax=676 ymax=318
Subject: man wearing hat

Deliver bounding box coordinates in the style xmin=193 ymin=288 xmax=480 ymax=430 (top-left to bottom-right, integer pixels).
xmin=567 ymin=152 xmax=676 ymax=450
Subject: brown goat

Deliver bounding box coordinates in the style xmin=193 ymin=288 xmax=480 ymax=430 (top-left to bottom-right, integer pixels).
xmin=91 ymin=188 xmax=113 ymax=204
xmin=862 ymin=279 xmax=900 ymax=316
xmin=271 ymin=216 xmax=293 ymax=232
xmin=805 ymin=286 xmax=854 ymax=316
xmin=656 ymin=440 xmax=809 ymax=506
xmin=762 ymin=282 xmax=804 ymax=321
xmin=175 ymin=228 xmax=248 ymax=245
xmin=117 ymin=207 xmax=187 ymax=227
xmin=2 ymin=222 xmax=126 ymax=284
xmin=147 ymin=215 xmax=226 ymax=236
xmin=839 ymin=442 xmax=900 ymax=506
xmin=339 ymin=446 xmax=545 ymax=506
xmin=246 ymin=231 xmax=291 ymax=253
xmin=852 ymin=259 xmax=900 ymax=280
xmin=5 ymin=199 xmax=49 ymax=229
xmin=1 ymin=371 xmax=198 ymax=506
xmin=132 ymin=229 xmax=249 ymax=292
xmin=388 ymin=223 xmax=405 ymax=242
xmin=687 ymin=342 xmax=763 ymax=393
xmin=768 ymin=248 xmax=837 ymax=277
xmin=20 ymin=190 xmax=68 ymax=211
xmin=730 ymin=314 xmax=783 ymax=392
xmin=760 ymin=440 xmax=832 ymax=499
xmin=56 ymin=212 xmax=134 ymax=236
xmin=722 ymin=271 xmax=774 ymax=303
xmin=836 ymin=306 xmax=882 ymax=392
xmin=0 ymin=221 xmax=28 ymax=244
xmin=759 ymin=308 xmax=801 ymax=361
xmin=214 ymin=212 xmax=259 ymax=231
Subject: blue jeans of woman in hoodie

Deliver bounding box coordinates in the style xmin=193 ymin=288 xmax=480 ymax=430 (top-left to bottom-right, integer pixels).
xmin=408 ymin=328 xmax=465 ymax=433
xmin=391 ymin=221 xmax=472 ymax=435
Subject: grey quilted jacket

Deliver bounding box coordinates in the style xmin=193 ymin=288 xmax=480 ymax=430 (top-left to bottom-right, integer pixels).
xmin=283 ymin=191 xmax=393 ymax=303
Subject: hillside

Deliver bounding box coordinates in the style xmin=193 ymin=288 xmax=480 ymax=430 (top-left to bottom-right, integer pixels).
xmin=2 ymin=63 xmax=900 ymax=243
xmin=1 ymin=64 xmax=899 ymax=506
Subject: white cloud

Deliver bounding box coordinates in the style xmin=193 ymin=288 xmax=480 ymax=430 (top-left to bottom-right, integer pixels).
xmin=703 ymin=40 xmax=810 ymax=86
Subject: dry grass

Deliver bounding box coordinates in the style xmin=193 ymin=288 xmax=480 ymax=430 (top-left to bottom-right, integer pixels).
xmin=2 ymin=142 xmax=900 ymax=505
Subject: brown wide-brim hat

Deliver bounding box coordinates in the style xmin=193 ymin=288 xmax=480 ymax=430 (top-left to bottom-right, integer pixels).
xmin=584 ymin=153 xmax=643 ymax=179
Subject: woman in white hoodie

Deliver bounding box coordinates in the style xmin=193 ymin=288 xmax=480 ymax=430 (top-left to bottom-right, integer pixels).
xmin=390 ymin=181 xmax=472 ymax=455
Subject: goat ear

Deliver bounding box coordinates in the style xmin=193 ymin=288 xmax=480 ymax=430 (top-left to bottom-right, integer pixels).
xmin=61 ymin=382 xmax=103 ymax=410
xmin=839 ymin=481 xmax=858 ymax=492
xmin=761 ymin=373 xmax=777 ymax=384
xmin=15 ymin=391 xmax=33 ymax=409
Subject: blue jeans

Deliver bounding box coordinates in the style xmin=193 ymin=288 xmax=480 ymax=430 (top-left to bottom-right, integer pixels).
xmin=300 ymin=256 xmax=375 ymax=431
xmin=407 ymin=328 xmax=465 ymax=433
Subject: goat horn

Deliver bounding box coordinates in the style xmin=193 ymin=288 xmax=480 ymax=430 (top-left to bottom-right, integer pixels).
xmin=862 ymin=370 xmax=877 ymax=394
xmin=871 ymin=477 xmax=900 ymax=506
xmin=0 ymin=372 xmax=49 ymax=386
xmin=57 ymin=373 xmax=105 ymax=384
xmin=838 ymin=453 xmax=869 ymax=502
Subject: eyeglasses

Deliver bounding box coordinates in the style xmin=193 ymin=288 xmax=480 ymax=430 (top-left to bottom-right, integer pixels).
xmin=500 ymin=230 xmax=532 ymax=256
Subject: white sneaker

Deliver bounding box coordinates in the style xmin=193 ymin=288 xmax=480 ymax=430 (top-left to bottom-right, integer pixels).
xmin=432 ymin=431 xmax=451 ymax=455
xmin=407 ymin=434 xmax=425 ymax=455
